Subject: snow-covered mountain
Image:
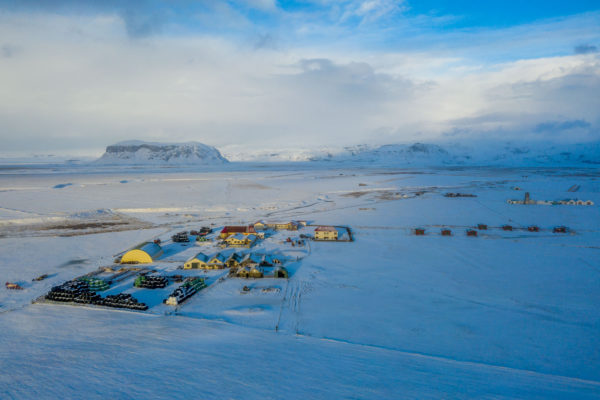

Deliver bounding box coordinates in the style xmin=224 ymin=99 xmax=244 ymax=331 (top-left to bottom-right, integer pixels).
xmin=95 ymin=141 xmax=228 ymax=165
xmin=308 ymin=142 xmax=600 ymax=167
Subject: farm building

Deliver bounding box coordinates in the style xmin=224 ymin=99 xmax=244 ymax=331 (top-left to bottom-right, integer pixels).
xmin=249 ymin=266 xmax=264 ymax=278
xmin=254 ymin=221 xmax=299 ymax=231
xmin=120 ymin=242 xmax=163 ymax=264
xmin=314 ymin=226 xmax=338 ymax=240
xmin=183 ymin=253 xmax=209 ymax=269
xmin=225 ymin=233 xmax=257 ymax=248
xmin=219 ymin=225 xmax=256 ymax=239
xmin=241 ymin=253 xmax=264 ymax=268
xmin=273 ymin=267 xmax=289 ymax=278
xmin=226 ymin=253 xmax=243 ymax=268
xmin=207 ymin=253 xmax=227 ymax=269
xmin=236 ymin=267 xmax=251 ymax=278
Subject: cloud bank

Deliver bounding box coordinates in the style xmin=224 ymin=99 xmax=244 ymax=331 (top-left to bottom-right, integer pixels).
xmin=0 ymin=2 xmax=599 ymax=155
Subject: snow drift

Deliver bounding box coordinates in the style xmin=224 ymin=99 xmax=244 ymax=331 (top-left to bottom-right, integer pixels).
xmin=96 ymin=141 xmax=228 ymax=165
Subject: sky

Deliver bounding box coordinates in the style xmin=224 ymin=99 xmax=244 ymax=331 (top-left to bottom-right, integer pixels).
xmin=0 ymin=0 xmax=599 ymax=156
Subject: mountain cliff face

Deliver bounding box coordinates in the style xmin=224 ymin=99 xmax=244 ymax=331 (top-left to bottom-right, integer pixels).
xmin=96 ymin=141 xmax=228 ymax=165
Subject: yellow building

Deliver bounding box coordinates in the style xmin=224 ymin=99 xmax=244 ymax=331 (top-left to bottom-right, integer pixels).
xmin=314 ymin=226 xmax=338 ymax=241
xmin=226 ymin=253 xmax=242 ymax=268
xmin=207 ymin=253 xmax=227 ymax=269
xmin=120 ymin=242 xmax=163 ymax=264
xmin=219 ymin=225 xmax=257 ymax=239
xmin=225 ymin=233 xmax=257 ymax=248
xmin=254 ymin=221 xmax=298 ymax=231
xmin=248 ymin=266 xmax=263 ymax=278
xmin=183 ymin=253 xmax=209 ymax=269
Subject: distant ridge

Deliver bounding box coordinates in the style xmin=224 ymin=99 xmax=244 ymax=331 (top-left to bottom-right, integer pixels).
xmin=307 ymin=142 xmax=600 ymax=167
xmin=95 ymin=141 xmax=228 ymax=165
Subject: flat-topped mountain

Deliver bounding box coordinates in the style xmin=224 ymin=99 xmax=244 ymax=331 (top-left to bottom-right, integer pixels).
xmin=96 ymin=141 xmax=228 ymax=165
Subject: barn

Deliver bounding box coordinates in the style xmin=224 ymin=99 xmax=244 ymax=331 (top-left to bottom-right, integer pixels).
xmin=120 ymin=242 xmax=163 ymax=264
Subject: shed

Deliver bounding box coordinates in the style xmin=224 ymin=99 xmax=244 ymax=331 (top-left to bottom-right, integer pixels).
xmin=477 ymin=224 xmax=488 ymax=230
xmin=441 ymin=229 xmax=452 ymax=236
xmin=527 ymin=226 xmax=540 ymax=232
xmin=414 ymin=228 xmax=425 ymax=236
xmin=121 ymin=242 xmax=163 ymax=264
xmin=501 ymin=225 xmax=513 ymax=231
xmin=466 ymin=229 xmax=478 ymax=237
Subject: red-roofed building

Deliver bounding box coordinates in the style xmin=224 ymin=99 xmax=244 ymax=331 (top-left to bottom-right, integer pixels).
xmin=219 ymin=225 xmax=256 ymax=239
xmin=314 ymin=226 xmax=338 ymax=241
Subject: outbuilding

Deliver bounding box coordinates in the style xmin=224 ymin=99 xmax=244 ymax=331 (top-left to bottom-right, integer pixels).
xmin=121 ymin=242 xmax=163 ymax=264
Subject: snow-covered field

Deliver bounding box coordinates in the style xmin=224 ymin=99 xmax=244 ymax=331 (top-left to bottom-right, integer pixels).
xmin=1 ymin=164 xmax=599 ymax=399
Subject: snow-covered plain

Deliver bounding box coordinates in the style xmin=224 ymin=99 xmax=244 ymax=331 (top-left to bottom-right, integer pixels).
xmin=1 ymin=164 xmax=599 ymax=399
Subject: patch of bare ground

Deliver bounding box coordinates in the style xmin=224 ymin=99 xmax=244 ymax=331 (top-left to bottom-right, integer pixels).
xmin=0 ymin=213 xmax=155 ymax=238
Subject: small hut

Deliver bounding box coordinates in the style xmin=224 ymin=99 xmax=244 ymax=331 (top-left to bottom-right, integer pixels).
xmin=441 ymin=229 xmax=452 ymax=236
xmin=466 ymin=229 xmax=478 ymax=237
xmin=527 ymin=226 xmax=540 ymax=232
xmin=477 ymin=224 xmax=488 ymax=230
xmin=414 ymin=228 xmax=425 ymax=236
xmin=553 ymin=226 xmax=568 ymax=233
xmin=501 ymin=225 xmax=513 ymax=231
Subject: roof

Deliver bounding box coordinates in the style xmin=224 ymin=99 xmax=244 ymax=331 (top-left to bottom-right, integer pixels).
xmin=242 ymin=253 xmax=263 ymax=263
xmin=209 ymin=253 xmax=227 ymax=262
xmin=221 ymin=225 xmax=256 ymax=234
xmin=135 ymin=242 xmax=163 ymax=257
xmin=315 ymin=226 xmax=337 ymax=232
xmin=227 ymin=253 xmax=242 ymax=261
xmin=188 ymin=252 xmax=209 ymax=262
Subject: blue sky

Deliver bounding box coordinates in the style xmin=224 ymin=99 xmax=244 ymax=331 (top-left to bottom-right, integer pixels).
xmin=0 ymin=0 xmax=599 ymax=155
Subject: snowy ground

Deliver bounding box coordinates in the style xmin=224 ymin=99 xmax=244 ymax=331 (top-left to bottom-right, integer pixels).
xmin=0 ymin=165 xmax=599 ymax=399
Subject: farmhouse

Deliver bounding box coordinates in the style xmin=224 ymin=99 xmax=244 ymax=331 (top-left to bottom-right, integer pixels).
xmin=121 ymin=242 xmax=163 ymax=264
xmin=219 ymin=225 xmax=256 ymax=239
xmin=314 ymin=226 xmax=338 ymax=241
xmin=207 ymin=253 xmax=227 ymax=269
xmin=225 ymin=233 xmax=257 ymax=248
xmin=183 ymin=253 xmax=209 ymax=269
xmin=241 ymin=253 xmax=264 ymax=268
xmin=226 ymin=253 xmax=243 ymax=268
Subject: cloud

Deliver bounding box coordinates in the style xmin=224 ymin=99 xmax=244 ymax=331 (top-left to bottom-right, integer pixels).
xmin=535 ymin=119 xmax=592 ymax=133
xmin=0 ymin=8 xmax=599 ymax=155
xmin=120 ymin=8 xmax=166 ymax=38
xmin=574 ymin=44 xmax=598 ymax=54
xmin=340 ymin=0 xmax=406 ymax=24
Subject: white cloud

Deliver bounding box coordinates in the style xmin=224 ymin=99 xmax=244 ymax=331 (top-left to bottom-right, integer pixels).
xmin=0 ymin=11 xmax=598 ymax=155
